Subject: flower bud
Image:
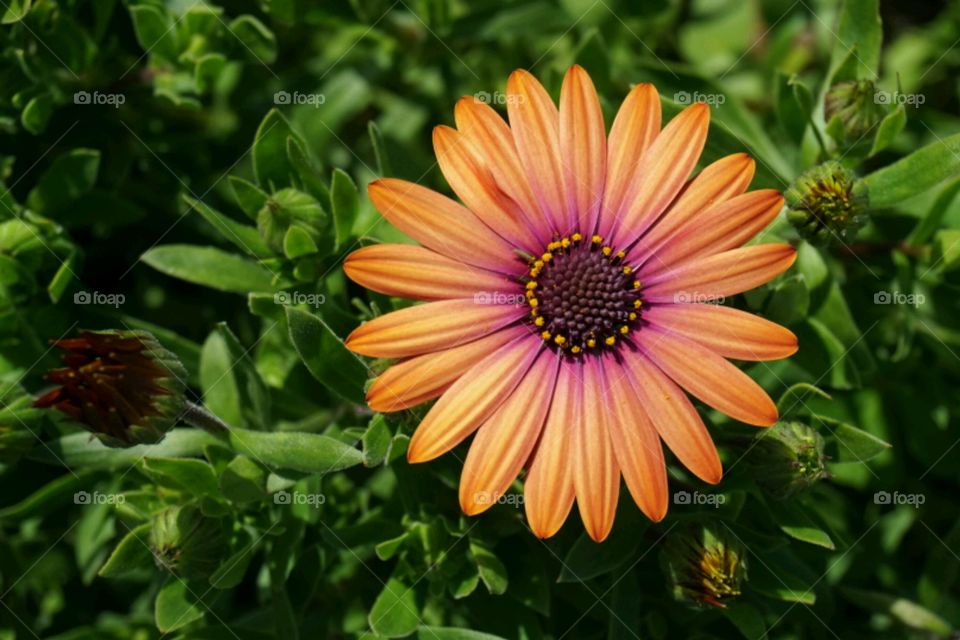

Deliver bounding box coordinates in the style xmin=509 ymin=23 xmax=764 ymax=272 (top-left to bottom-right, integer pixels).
xmin=824 ymin=79 xmax=885 ymax=144
xmin=256 ymin=188 xmax=328 ymax=255
xmin=786 ymin=161 xmax=866 ymax=244
xmin=149 ymin=505 xmax=227 ymax=579
xmin=746 ymin=421 xmax=827 ymax=500
xmin=33 ymin=330 xmax=187 ymax=448
xmin=661 ymin=523 xmax=747 ymax=608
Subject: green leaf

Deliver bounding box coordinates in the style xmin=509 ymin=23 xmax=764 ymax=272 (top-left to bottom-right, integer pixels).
xmin=908 ymin=177 xmax=960 ymax=246
xmin=869 ymin=105 xmax=906 ymax=156
xmin=219 ymin=455 xmax=268 ymax=503
xmin=253 ymin=109 xmax=298 ymax=190
xmin=330 ymin=168 xmax=358 ymax=249
xmin=286 ymin=137 xmax=331 ymax=205
xmin=369 ymin=573 xmax=420 ymax=638
xmin=932 ymin=229 xmax=960 ymax=272
xmin=859 ymin=132 xmax=960 ymax=208
xmin=26 ymin=149 xmax=100 ymax=214
xmin=363 ymin=414 xmax=392 ymax=467
xmin=29 ymin=429 xmax=222 ymax=469
xmin=722 ymin=603 xmax=767 ymax=640
xmin=765 ymin=500 xmax=835 ymax=549
xmin=286 ymin=307 xmax=367 ymax=404
xmin=229 ymin=176 xmax=269 ymax=221
xmin=368 ymin=121 xmax=392 ymax=176
xmin=416 ymin=629 xmax=507 ymax=640
xmin=1 ymin=0 xmax=32 ymax=24
xmin=777 ymin=383 xmax=832 ymax=416
xmin=283 ymin=225 xmax=319 ymax=259
xmin=209 ymin=532 xmax=255 ymax=589
xmin=21 ymin=93 xmax=54 ymax=135
xmin=830 ymin=0 xmax=881 ymax=79
xmin=0 ymin=469 xmax=100 ymax=521
xmin=200 ymin=330 xmax=244 ymax=428
xmin=141 ymin=245 xmax=275 ymax=293
xmin=98 ymin=523 xmax=154 ymax=578
xmin=820 ymin=417 xmax=892 ymax=463
xmin=227 ymin=428 xmax=363 ymax=474
xmin=129 ymin=4 xmax=179 ymax=62
xmin=155 ymin=577 xmax=204 ymax=633
xmin=470 ymin=540 xmax=508 ymax=595
xmin=140 ymin=457 xmax=221 ymax=499
xmin=558 ymin=517 xmax=643 ymax=582
xmin=182 ymin=194 xmax=270 ymax=258
xmin=228 ymin=15 xmax=277 ymax=64
xmin=215 ymin=322 xmax=272 ymax=430
xmin=843 ymin=588 xmax=953 ymax=637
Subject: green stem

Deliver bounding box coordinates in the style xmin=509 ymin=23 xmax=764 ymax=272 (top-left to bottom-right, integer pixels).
xmin=181 ymin=401 xmax=231 ymax=435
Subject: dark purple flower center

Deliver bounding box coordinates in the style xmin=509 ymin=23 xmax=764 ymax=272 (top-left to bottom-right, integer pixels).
xmin=524 ymin=233 xmax=643 ymax=355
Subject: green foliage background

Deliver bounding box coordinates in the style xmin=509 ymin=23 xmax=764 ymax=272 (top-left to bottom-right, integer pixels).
xmin=2 ymin=0 xmax=960 ymax=638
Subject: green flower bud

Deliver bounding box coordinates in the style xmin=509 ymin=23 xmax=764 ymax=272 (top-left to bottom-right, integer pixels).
xmin=746 ymin=421 xmax=827 ymax=500
xmin=661 ymin=523 xmax=747 ymax=608
xmin=33 ymin=330 xmax=187 ymax=448
xmin=824 ymin=79 xmax=886 ymax=143
xmin=786 ymin=161 xmax=866 ymax=244
xmin=149 ymin=505 xmax=227 ymax=579
xmin=257 ymin=188 xmax=328 ymax=256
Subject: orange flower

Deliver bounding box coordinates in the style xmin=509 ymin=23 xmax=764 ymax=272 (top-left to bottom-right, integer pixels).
xmin=345 ymin=66 xmax=797 ymax=542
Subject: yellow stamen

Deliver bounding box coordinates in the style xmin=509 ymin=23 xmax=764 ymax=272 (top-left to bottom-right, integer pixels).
xmin=540 ymin=330 xmax=551 ymax=341
xmin=572 ymin=232 xmax=583 ymax=242
xmin=619 ymin=325 xmax=629 ymax=335
xmin=554 ymin=335 xmax=567 ymax=346
xmin=526 ymin=281 xmax=537 ymax=290
xmin=529 ymin=298 xmax=538 ymax=307
xmin=623 ymin=265 xmax=633 ymax=275
xmin=602 ymin=246 xmax=612 ymax=257
xmin=633 ymin=299 xmax=642 ymax=308
xmin=628 ymin=312 xmax=637 ymax=321
xmin=592 ymin=235 xmax=603 ymax=245
xmin=547 ymin=241 xmax=560 ymax=251
xmin=633 ymin=280 xmax=641 ymax=289
xmin=605 ymin=336 xmax=616 ymax=346
xmin=542 ymin=252 xmax=553 ymax=262
xmin=587 ymin=338 xmax=597 ymax=348
xmin=571 ymin=345 xmax=581 ymax=354
xmin=616 ymin=250 xmax=626 ymax=260
xmin=534 ymin=316 xmax=545 ymax=327
xmin=561 ymin=237 xmax=571 ymax=249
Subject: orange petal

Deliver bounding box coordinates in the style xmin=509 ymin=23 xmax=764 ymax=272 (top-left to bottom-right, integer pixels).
xmin=506 ymin=69 xmax=570 ymax=234
xmin=630 ymin=153 xmax=755 ymax=264
xmin=344 ymin=244 xmax=514 ymax=301
xmin=639 ymin=328 xmax=779 ymax=426
xmin=407 ymin=336 xmax=541 ymax=463
xmin=524 ymin=359 xmax=578 ymax=538
xmin=643 ymin=243 xmax=797 ymax=303
xmin=611 ymin=103 xmax=710 ymax=246
xmin=454 ymin=97 xmax=547 ymax=238
xmin=366 ymin=326 xmax=526 ymax=412
xmin=368 ymin=178 xmax=519 ymax=273
xmin=646 ymin=190 xmax=784 ymax=273
xmin=644 ymin=304 xmax=798 ymax=361
xmin=560 ymin=65 xmax=606 ymax=233
xmin=602 ymin=83 xmax=660 ymax=233
xmin=459 ymin=351 xmax=559 ymax=515
xmin=433 ymin=126 xmax=542 ymax=253
xmin=573 ymin=360 xmax=620 ymax=542
xmin=346 ymin=299 xmax=525 ymax=358
xmin=603 ymin=358 xmax=669 ymax=521
xmin=621 ymin=351 xmax=722 ymax=483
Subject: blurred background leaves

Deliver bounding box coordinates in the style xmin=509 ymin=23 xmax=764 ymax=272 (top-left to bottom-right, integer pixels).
xmin=1 ymin=0 xmax=960 ymax=638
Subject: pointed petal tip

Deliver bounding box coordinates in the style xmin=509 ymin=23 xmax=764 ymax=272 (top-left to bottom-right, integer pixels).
xmin=584 ymin=521 xmax=613 ymax=543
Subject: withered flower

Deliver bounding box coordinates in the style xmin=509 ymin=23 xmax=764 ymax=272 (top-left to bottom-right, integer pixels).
xmin=34 ymin=330 xmax=187 ymax=447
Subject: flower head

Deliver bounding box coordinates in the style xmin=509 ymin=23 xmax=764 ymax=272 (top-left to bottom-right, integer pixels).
xmin=344 ymin=66 xmax=797 ymax=541
xmin=746 ymin=420 xmax=828 ymax=500
xmin=786 ymin=161 xmax=866 ymax=244
xmin=33 ymin=330 xmax=187 ymax=447
xmin=824 ymin=79 xmax=885 ymax=143
xmin=662 ymin=523 xmax=747 ymax=608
